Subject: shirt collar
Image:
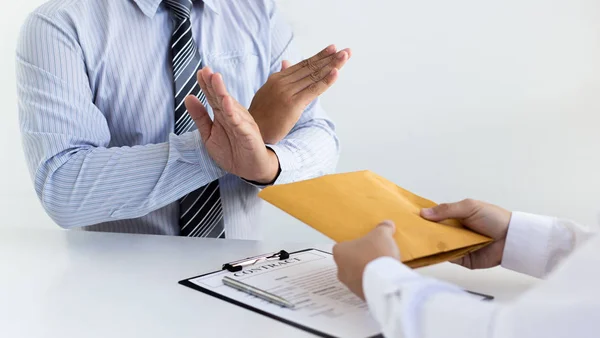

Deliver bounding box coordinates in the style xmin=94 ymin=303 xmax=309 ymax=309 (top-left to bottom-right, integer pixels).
xmin=133 ymin=0 xmax=220 ymax=18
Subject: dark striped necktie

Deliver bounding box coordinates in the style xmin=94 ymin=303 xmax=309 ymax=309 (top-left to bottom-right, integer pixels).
xmin=164 ymin=0 xmax=225 ymax=238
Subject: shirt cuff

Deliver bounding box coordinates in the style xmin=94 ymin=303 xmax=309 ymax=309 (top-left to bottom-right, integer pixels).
xmin=174 ymin=130 xmax=226 ymax=181
xmin=265 ymin=143 xmax=299 ymax=184
xmin=239 ymin=146 xmax=284 ymax=188
xmin=420 ymin=292 xmax=498 ymax=338
xmin=363 ymin=257 xmax=421 ymax=297
xmin=501 ymin=211 xmax=556 ymax=278
xmin=363 ymin=257 xmax=466 ymax=338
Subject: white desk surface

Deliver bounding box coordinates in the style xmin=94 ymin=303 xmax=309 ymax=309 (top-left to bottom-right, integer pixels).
xmin=0 ymin=227 xmax=538 ymax=338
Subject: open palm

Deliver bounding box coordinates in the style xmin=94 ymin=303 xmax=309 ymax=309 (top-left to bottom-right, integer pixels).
xmin=184 ymin=68 xmax=279 ymax=184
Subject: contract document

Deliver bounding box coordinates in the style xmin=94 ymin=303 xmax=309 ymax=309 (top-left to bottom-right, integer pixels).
xmin=179 ymin=249 xmax=382 ymax=338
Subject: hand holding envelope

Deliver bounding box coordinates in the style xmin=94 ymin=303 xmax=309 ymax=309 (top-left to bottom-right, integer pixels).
xmin=258 ymin=170 xmax=493 ymax=268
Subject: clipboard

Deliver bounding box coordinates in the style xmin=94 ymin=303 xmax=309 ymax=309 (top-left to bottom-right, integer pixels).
xmin=179 ymin=248 xmax=383 ymax=338
xmin=178 ymin=248 xmax=493 ymax=338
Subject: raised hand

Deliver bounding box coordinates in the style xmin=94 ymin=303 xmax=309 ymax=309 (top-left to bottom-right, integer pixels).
xmin=249 ymin=44 xmax=352 ymax=144
xmin=185 ymin=67 xmax=279 ymax=184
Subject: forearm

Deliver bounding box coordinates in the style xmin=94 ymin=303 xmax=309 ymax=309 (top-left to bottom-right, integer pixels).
xmin=501 ymin=212 xmax=597 ymax=278
xmin=263 ymin=1 xmax=339 ymax=183
xmin=30 ymin=131 xmax=224 ymax=228
xmin=16 ymin=20 xmax=225 ymax=229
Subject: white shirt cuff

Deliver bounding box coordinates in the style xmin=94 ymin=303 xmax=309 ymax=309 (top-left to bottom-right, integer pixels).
xmin=363 ymin=257 xmax=466 ymax=338
xmin=420 ymin=292 xmax=498 ymax=338
xmin=363 ymin=257 xmax=421 ymax=295
xmin=501 ymin=211 xmax=556 ymax=278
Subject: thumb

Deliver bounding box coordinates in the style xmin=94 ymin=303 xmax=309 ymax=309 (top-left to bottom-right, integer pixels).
xmin=372 ymin=220 xmax=396 ymax=236
xmin=421 ymin=199 xmax=479 ymax=222
xmin=281 ymin=60 xmax=292 ymax=71
xmin=184 ymin=95 xmax=212 ymax=142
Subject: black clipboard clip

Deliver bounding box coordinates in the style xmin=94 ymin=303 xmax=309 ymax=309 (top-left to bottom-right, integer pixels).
xmin=222 ymin=250 xmax=290 ymax=272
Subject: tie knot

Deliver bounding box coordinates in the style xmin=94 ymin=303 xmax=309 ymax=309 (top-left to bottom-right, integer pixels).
xmin=164 ymin=0 xmax=193 ymax=21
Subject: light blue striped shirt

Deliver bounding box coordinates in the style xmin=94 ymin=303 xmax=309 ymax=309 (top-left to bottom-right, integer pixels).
xmin=16 ymin=0 xmax=339 ymax=239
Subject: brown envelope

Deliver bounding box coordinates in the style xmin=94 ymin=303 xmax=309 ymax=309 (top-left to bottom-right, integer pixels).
xmin=258 ymin=170 xmax=493 ymax=268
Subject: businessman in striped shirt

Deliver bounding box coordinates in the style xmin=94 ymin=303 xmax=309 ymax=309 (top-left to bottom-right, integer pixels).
xmin=16 ymin=0 xmax=349 ymax=238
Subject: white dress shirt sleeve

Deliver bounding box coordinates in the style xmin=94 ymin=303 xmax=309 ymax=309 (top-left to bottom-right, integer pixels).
xmin=501 ymin=211 xmax=597 ymax=278
xmin=363 ymin=257 xmax=474 ymax=338
xmin=362 ymin=213 xmax=600 ymax=338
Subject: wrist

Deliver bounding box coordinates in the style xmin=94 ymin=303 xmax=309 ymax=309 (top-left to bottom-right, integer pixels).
xmin=256 ymin=118 xmax=286 ymax=145
xmin=501 ymin=210 xmax=512 ymax=239
xmin=252 ymin=148 xmax=281 ymax=184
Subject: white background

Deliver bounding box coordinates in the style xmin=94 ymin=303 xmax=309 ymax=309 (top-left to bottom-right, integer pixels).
xmin=1 ymin=0 xmax=599 ymax=243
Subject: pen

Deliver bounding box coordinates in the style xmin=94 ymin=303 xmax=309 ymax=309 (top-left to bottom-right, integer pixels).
xmin=222 ymin=276 xmax=296 ymax=309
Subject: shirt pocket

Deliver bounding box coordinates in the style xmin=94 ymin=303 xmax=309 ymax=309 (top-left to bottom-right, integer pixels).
xmin=204 ymin=51 xmax=263 ymax=108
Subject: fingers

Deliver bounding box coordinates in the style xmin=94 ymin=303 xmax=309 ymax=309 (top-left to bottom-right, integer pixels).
xmin=200 ymin=68 xmax=244 ymax=122
xmin=291 ymin=50 xmax=348 ymax=94
xmin=199 ymin=67 xmax=221 ymax=110
xmin=221 ymin=94 xmax=260 ymax=140
xmin=211 ymin=73 xmax=257 ymax=126
xmin=331 ymin=243 xmax=343 ymax=262
xmin=281 ymin=60 xmax=292 ymax=71
xmin=184 ymin=95 xmax=212 ymax=142
xmin=374 ymin=220 xmax=396 ymax=236
xmin=293 ymin=68 xmax=339 ymax=105
xmin=211 ymin=72 xmax=229 ymax=99
xmin=365 ymin=220 xmax=396 ymax=241
xmin=281 ymin=44 xmax=337 ymax=75
xmin=420 ymin=199 xmax=480 ymax=222
xmin=450 ymin=257 xmax=464 ymax=265
xmin=286 ymin=48 xmax=351 ymax=83
xmin=221 ymin=95 xmax=239 ymax=124
xmin=459 ymin=253 xmax=474 ymax=269
xmin=220 ymin=92 xmax=251 ymax=128
xmin=197 ymin=68 xmax=258 ymax=142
